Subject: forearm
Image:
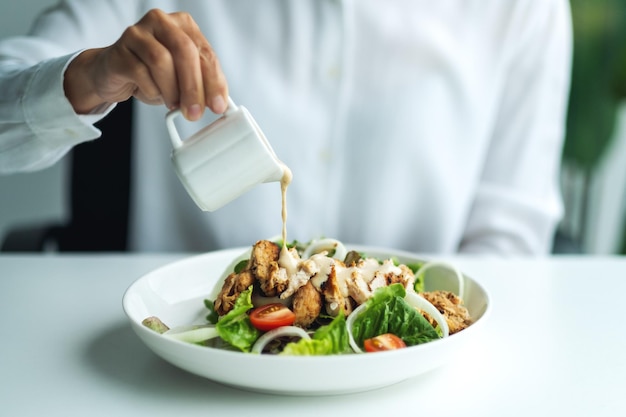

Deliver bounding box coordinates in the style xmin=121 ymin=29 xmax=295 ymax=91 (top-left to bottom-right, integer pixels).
xmin=64 ymin=48 xmax=113 ymax=115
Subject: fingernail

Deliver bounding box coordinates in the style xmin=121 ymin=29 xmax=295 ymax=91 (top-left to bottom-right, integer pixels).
xmin=211 ymin=95 xmax=227 ymax=114
xmin=187 ymin=104 xmax=202 ymax=120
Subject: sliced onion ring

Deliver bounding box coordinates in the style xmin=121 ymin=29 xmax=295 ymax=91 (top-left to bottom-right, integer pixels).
xmin=302 ymin=238 xmax=347 ymax=261
xmin=164 ymin=325 xmax=219 ymax=343
xmin=251 ymin=326 xmax=311 ymax=354
xmin=415 ymin=261 xmax=465 ymax=301
xmin=346 ymin=303 xmax=368 ymax=353
xmin=404 ymin=291 xmax=449 ymax=338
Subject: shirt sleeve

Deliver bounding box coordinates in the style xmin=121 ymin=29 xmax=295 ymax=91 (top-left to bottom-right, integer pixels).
xmin=0 ymin=51 xmax=111 ymax=173
xmin=0 ymin=0 xmax=138 ymax=174
xmin=459 ymin=0 xmax=573 ymax=255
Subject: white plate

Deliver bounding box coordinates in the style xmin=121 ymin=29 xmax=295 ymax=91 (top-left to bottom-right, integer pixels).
xmin=123 ymin=247 xmax=490 ymax=395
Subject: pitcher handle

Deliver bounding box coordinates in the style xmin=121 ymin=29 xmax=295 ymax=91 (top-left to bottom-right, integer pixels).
xmin=166 ymin=96 xmax=239 ymax=149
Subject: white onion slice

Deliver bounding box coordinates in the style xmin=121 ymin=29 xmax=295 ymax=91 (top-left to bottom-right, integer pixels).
xmin=251 ymin=326 xmax=311 ymax=354
xmin=302 ymin=238 xmax=347 ymax=261
xmin=404 ymin=291 xmax=449 ymax=338
xmin=415 ymin=261 xmax=465 ymax=301
xmin=346 ymin=303 xmax=368 ymax=353
xmin=164 ymin=325 xmax=219 ymax=343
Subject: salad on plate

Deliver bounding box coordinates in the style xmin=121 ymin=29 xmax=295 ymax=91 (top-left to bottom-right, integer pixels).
xmin=142 ymin=238 xmax=473 ymax=355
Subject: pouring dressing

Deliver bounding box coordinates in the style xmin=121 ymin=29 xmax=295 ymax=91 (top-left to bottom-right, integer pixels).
xmin=166 ymin=97 xmax=290 ymax=213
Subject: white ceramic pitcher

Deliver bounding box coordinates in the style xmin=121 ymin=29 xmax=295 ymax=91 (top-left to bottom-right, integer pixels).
xmin=166 ymin=97 xmax=285 ymax=212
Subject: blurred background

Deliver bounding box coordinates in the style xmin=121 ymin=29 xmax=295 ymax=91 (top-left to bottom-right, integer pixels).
xmin=558 ymin=0 xmax=626 ymax=254
xmin=0 ymin=0 xmax=66 ymax=250
xmin=1 ymin=0 xmax=626 ymax=254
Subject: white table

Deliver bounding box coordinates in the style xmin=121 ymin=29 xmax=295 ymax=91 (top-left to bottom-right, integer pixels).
xmin=1 ymin=254 xmax=625 ymax=416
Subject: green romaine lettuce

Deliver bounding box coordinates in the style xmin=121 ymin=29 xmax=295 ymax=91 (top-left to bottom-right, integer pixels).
xmin=215 ymin=286 xmax=261 ymax=352
xmin=351 ymin=283 xmax=439 ymax=348
xmin=281 ymin=314 xmax=350 ymax=355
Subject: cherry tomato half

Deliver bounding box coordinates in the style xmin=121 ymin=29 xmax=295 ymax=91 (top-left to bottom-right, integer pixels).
xmin=249 ymin=303 xmax=296 ymax=331
xmin=363 ymin=333 xmax=407 ymax=352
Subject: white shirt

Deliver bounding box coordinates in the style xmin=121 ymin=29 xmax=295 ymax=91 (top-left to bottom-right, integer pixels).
xmin=0 ymin=0 xmax=572 ymax=255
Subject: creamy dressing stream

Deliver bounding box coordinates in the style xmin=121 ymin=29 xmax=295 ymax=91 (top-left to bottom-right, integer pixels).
xmin=280 ymin=163 xmax=292 ymax=247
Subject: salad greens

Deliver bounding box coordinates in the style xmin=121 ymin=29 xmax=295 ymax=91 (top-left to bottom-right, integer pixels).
xmin=203 ymin=283 xmax=439 ymax=354
xmin=145 ymin=287 xmax=260 ymax=352
xmin=350 ymin=284 xmax=440 ymax=348
xmin=142 ymin=238 xmax=461 ymax=355
xmin=213 ymin=286 xmax=261 ymax=352
xmin=146 ymin=282 xmax=442 ymax=355
xmin=281 ymin=314 xmax=350 ymax=355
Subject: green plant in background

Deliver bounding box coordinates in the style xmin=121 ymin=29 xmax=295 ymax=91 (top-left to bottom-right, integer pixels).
xmin=559 ymin=0 xmax=626 ymax=252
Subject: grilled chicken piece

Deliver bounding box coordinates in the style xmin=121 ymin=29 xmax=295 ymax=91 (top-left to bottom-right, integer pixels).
xmin=292 ymin=281 xmax=322 ymax=328
xmin=250 ymin=240 xmax=283 ymax=296
xmin=346 ymin=269 xmax=373 ymax=305
xmin=260 ymin=262 xmax=289 ymax=297
xmin=321 ymin=265 xmax=353 ymax=316
xmin=387 ymin=264 xmax=416 ymax=289
xmin=281 ymin=256 xmax=321 ymax=299
xmin=420 ymin=290 xmax=472 ymax=334
xmin=343 ymin=259 xmax=414 ymax=305
xmin=214 ymin=269 xmax=255 ymax=315
xmin=214 ymin=240 xmax=280 ymax=314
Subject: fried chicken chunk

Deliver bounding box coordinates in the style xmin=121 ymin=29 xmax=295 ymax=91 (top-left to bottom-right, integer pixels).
xmin=292 ymin=281 xmax=322 ymax=328
xmin=249 ymin=240 xmax=282 ymax=295
xmin=214 ymin=240 xmax=281 ymax=315
xmin=421 ymin=290 xmax=472 ymax=334
xmin=214 ymin=269 xmax=255 ymax=316
xmin=321 ymin=265 xmax=353 ymax=316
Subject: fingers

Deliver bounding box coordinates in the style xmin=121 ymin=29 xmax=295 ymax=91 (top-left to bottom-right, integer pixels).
xmin=198 ymin=42 xmax=229 ymax=114
xmin=121 ymin=22 xmax=181 ymax=109
xmin=108 ymin=9 xmax=229 ymax=120
xmin=167 ymin=11 xmax=229 ymax=115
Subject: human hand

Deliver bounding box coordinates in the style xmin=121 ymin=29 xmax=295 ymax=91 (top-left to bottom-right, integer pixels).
xmin=64 ymin=9 xmax=228 ymax=120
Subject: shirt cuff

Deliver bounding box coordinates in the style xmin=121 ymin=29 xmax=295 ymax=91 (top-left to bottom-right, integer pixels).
xmin=22 ymin=52 xmax=112 ymax=146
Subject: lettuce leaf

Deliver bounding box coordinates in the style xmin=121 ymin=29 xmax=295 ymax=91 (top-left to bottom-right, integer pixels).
xmin=351 ymin=283 xmax=439 ymax=348
xmin=215 ymin=286 xmax=261 ymax=352
xmin=281 ymin=314 xmax=350 ymax=355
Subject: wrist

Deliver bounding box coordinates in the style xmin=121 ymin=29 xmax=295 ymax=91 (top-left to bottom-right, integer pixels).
xmin=63 ymin=49 xmax=110 ymax=114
